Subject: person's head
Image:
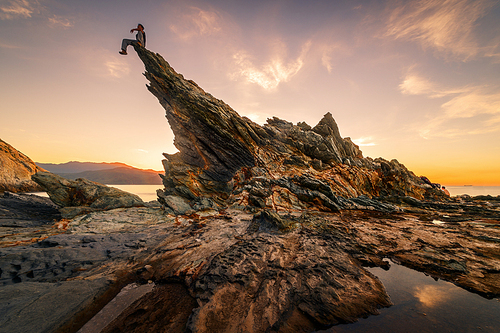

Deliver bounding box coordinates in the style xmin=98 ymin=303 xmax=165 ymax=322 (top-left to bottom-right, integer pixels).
xmin=138 ymin=24 xmax=144 ymax=31
xmin=442 ymin=186 xmax=446 ymax=189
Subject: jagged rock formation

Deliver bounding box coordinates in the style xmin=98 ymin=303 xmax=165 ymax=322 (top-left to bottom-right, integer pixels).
xmin=0 ymin=139 xmax=45 ymax=193
xmin=31 ymin=171 xmax=145 ymax=218
xmin=133 ymin=45 xmax=445 ymax=215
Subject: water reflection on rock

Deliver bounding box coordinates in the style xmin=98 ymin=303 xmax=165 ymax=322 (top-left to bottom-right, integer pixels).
xmin=323 ymin=261 xmax=500 ymax=333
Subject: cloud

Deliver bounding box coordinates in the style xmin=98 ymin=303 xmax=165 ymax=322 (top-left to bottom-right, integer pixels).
xmin=399 ymin=73 xmax=469 ymax=97
xmin=384 ymin=0 xmax=496 ymax=61
xmin=352 ymin=137 xmax=377 ymax=147
xmin=321 ymin=43 xmax=351 ymax=74
xmin=48 ymin=15 xmax=73 ymax=29
xmin=170 ymin=6 xmax=222 ymax=40
xmin=0 ymin=41 xmax=20 ymax=49
xmin=399 ymin=74 xmax=438 ymax=96
xmin=399 ymin=71 xmax=500 ymax=138
xmin=105 ymin=59 xmax=130 ymax=78
xmin=231 ymin=40 xmax=311 ymax=90
xmin=0 ymin=0 xmax=40 ymax=20
xmin=441 ymin=89 xmax=500 ymax=119
xmin=1 ymin=1 xmax=74 ymax=30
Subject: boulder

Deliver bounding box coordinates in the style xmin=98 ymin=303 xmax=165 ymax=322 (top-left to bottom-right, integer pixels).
xmin=157 ymin=192 xmax=194 ymax=215
xmin=0 ymin=139 xmax=45 ymax=193
xmin=31 ymin=172 xmax=144 ymax=218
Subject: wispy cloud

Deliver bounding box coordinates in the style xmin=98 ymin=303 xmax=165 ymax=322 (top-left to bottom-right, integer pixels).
xmin=0 ymin=0 xmax=40 ymax=20
xmin=385 ymin=0 xmax=496 ymax=61
xmin=0 ymin=41 xmax=21 ymax=49
xmin=399 ymin=73 xmax=469 ymax=97
xmin=48 ymin=15 xmax=73 ymax=29
xmin=399 ymin=71 xmax=500 ymax=138
xmin=170 ymin=6 xmax=222 ymax=40
xmin=441 ymin=89 xmax=500 ymax=119
xmin=321 ymin=43 xmax=351 ymax=73
xmin=105 ymin=59 xmax=130 ymax=78
xmin=1 ymin=1 xmax=74 ymax=30
xmin=352 ymin=137 xmax=377 ymax=147
xmin=231 ymin=41 xmax=311 ymax=90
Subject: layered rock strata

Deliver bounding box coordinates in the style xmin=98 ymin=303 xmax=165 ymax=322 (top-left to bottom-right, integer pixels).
xmin=132 ymin=45 xmax=445 ymax=215
xmin=31 ymin=171 xmax=145 ymax=218
xmin=0 ymin=139 xmax=45 ymax=193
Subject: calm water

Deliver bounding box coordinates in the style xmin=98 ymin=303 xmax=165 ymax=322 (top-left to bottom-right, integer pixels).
xmin=446 ymin=186 xmax=500 ymax=197
xmin=108 ymin=184 xmax=161 ymax=202
xmin=323 ymin=261 xmax=500 ymax=333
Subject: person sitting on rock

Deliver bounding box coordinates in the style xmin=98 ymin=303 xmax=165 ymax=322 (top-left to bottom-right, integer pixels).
xmin=442 ymin=186 xmax=450 ymax=196
xmin=119 ymin=24 xmax=146 ymax=55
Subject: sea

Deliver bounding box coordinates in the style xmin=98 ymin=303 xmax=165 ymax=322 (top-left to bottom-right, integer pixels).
xmin=445 ymin=186 xmax=500 ymax=197
xmin=108 ymin=184 xmax=161 ymax=202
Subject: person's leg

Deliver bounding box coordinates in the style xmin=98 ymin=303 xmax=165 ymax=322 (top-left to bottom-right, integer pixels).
xmin=120 ymin=39 xmax=135 ymax=54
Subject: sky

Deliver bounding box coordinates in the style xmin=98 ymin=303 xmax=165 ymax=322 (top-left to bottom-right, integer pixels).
xmin=1 ymin=0 xmax=499 ymax=185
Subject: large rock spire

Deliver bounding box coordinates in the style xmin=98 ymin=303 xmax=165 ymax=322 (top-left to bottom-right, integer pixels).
xmin=133 ymin=45 xmax=445 ymax=213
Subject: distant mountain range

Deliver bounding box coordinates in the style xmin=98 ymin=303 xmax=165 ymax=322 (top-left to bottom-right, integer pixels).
xmin=36 ymin=161 xmax=163 ymax=185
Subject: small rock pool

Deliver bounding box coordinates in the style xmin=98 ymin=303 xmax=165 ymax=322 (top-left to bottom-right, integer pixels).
xmin=322 ymin=260 xmax=500 ymax=332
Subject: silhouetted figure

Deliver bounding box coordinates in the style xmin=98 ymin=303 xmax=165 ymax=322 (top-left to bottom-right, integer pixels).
xmin=119 ymin=24 xmax=146 ymax=55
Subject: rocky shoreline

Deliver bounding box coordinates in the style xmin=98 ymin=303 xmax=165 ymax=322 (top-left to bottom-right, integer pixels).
xmin=1 ymin=191 xmax=499 ymax=333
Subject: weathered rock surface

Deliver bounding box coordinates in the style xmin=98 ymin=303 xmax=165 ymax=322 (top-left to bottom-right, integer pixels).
xmin=1 ymin=191 xmax=499 ymax=332
xmin=31 ymin=171 xmax=145 ymax=218
xmin=133 ymin=45 xmax=445 ymax=215
xmin=0 ymin=192 xmax=62 ymax=247
xmin=0 ymin=139 xmax=45 ymax=193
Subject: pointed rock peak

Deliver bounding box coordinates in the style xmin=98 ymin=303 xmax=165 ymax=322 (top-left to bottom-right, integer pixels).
xmin=313 ymin=112 xmax=342 ymax=139
xmin=133 ymin=44 xmax=256 ymax=187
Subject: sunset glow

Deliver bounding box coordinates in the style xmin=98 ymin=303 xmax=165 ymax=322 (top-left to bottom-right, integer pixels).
xmin=1 ymin=0 xmax=499 ymax=185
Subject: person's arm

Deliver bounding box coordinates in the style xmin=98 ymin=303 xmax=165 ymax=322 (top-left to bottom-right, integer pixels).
xmin=130 ymin=28 xmax=138 ymax=33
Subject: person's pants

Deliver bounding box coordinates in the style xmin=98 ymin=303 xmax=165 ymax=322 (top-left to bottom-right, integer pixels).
xmin=121 ymin=39 xmax=136 ymax=51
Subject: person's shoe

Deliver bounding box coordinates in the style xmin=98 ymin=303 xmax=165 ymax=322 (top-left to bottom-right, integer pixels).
xmin=119 ymin=50 xmax=127 ymax=55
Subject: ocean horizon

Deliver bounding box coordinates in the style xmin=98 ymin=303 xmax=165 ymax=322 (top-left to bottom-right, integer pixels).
xmin=445 ymin=185 xmax=500 ymax=197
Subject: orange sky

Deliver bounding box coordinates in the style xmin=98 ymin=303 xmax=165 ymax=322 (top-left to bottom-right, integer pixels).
xmin=1 ymin=0 xmax=500 ymax=185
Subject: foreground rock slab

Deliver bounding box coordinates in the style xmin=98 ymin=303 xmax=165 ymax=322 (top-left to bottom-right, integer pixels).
xmin=0 ymin=192 xmax=62 ymax=247
xmin=2 ymin=191 xmax=499 ymax=333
